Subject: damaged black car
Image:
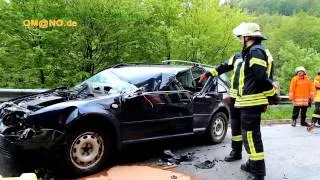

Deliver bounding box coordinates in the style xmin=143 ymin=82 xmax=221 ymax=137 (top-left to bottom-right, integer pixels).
xmin=0 ymin=62 xmax=230 ymax=176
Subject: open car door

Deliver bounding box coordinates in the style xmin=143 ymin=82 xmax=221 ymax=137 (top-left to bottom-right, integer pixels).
xmin=192 ymin=73 xmax=229 ymax=132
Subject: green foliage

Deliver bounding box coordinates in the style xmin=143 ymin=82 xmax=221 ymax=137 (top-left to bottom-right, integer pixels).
xmin=172 ymin=0 xmax=250 ymax=64
xmin=262 ymin=105 xmax=314 ymax=120
xmin=256 ymin=13 xmax=320 ymax=94
xmin=227 ymin=0 xmax=320 ymax=16
xmin=0 ymin=0 xmax=249 ymax=88
xmin=277 ymin=41 xmax=319 ymax=94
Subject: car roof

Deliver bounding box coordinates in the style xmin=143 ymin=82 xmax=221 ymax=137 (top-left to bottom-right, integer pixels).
xmin=111 ymin=65 xmax=187 ymax=79
xmin=108 ymin=64 xmax=229 ymax=91
xmin=109 ymin=65 xmax=191 ymax=88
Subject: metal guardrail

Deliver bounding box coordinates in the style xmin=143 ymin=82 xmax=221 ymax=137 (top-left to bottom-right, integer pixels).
xmin=0 ymin=88 xmax=290 ymax=104
xmin=0 ymin=88 xmax=47 ymax=102
xmin=279 ymin=95 xmax=290 ymax=104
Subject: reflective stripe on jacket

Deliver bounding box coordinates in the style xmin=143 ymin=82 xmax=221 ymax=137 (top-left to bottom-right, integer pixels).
xmin=265 ymin=49 xmax=274 ymax=81
xmin=234 ymin=44 xmax=276 ymax=108
xmin=289 ymin=75 xmax=315 ymax=106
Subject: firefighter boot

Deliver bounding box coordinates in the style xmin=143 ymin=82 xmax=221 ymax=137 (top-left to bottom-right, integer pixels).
xmin=247 ymin=175 xmax=264 ymax=180
xmin=241 ymin=162 xmax=265 ymax=180
xmin=300 ymin=119 xmax=310 ymax=127
xmin=240 ymin=161 xmax=252 ymax=173
xmin=224 ymin=150 xmax=241 ymax=162
xmin=291 ymin=119 xmax=296 ymax=127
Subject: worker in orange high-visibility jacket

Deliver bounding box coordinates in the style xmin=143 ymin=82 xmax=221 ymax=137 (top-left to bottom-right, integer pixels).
xmin=311 ymin=70 xmax=320 ymax=126
xmin=289 ymin=66 xmax=316 ymax=127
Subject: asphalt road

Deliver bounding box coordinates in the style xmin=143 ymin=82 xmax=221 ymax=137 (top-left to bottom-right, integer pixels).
xmin=174 ymin=124 xmax=320 ymax=180
xmin=0 ymin=124 xmax=320 ymax=180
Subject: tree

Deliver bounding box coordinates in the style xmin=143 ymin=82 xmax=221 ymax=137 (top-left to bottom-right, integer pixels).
xmin=278 ymin=41 xmax=319 ymax=94
xmin=0 ymin=0 xmax=251 ymax=88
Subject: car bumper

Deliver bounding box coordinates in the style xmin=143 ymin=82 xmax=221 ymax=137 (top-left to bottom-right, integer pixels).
xmin=0 ymin=134 xmax=17 ymax=158
xmin=0 ymin=129 xmax=65 ymax=159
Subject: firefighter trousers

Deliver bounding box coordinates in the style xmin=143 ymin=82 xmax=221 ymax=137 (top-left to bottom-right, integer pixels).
xmin=239 ymin=106 xmax=266 ymax=176
xmin=292 ymin=106 xmax=308 ymax=122
xmin=229 ymin=99 xmax=242 ymax=154
xmin=312 ymin=102 xmax=320 ymax=124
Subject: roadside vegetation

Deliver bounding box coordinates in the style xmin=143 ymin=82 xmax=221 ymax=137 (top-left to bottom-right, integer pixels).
xmin=262 ymin=104 xmax=315 ymax=120
xmin=0 ymin=0 xmax=319 ymax=96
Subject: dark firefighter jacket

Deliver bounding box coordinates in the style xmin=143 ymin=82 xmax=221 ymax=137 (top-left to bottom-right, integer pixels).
xmin=209 ymin=47 xmax=275 ymax=102
xmin=233 ymin=43 xmax=276 ymax=108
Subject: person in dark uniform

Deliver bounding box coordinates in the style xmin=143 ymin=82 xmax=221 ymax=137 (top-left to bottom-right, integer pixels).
xmin=201 ymin=22 xmax=279 ymax=180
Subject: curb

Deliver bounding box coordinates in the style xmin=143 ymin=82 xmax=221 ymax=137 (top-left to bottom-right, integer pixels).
xmin=261 ymin=119 xmax=290 ymax=126
xmin=261 ymin=118 xmax=312 ymax=126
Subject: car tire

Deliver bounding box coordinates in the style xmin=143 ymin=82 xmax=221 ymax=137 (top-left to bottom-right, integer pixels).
xmin=206 ymin=112 xmax=228 ymax=144
xmin=63 ymin=127 xmax=112 ymax=176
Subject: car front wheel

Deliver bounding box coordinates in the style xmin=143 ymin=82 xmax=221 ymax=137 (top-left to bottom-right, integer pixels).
xmin=64 ymin=127 xmax=111 ymax=176
xmin=206 ymin=112 xmax=228 ymax=144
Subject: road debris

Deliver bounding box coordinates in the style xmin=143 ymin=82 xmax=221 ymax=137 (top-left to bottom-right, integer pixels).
xmin=194 ymin=160 xmax=215 ymax=169
xmin=282 ymin=173 xmax=288 ymax=179
xmin=213 ymin=158 xmax=224 ymax=162
xmin=161 ymin=165 xmax=178 ymax=170
xmin=170 ymin=175 xmax=178 ymax=179
xmin=161 ymin=150 xmax=194 ymax=166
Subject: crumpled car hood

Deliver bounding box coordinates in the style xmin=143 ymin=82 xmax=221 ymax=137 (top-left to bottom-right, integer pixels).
xmin=0 ymin=87 xmax=119 ymax=131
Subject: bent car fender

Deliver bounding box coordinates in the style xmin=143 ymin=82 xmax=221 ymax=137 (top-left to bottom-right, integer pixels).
xmin=209 ymin=102 xmax=230 ymax=122
xmin=64 ymin=108 xmax=121 ymax=148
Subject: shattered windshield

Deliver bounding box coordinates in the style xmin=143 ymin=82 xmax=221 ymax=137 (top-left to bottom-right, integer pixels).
xmin=73 ymin=70 xmax=138 ymax=93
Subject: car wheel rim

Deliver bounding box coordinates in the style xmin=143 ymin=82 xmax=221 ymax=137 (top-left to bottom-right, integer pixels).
xmin=212 ymin=117 xmax=225 ymax=139
xmin=70 ymin=132 xmax=104 ymax=170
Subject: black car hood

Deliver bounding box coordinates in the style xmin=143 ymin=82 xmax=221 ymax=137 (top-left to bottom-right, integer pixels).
xmin=4 ymin=88 xmax=76 ymax=110
xmin=0 ymin=87 xmax=119 ymax=128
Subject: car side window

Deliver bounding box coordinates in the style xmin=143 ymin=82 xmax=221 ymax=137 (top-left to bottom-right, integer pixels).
xmin=159 ymin=79 xmax=191 ymax=102
xmin=207 ymin=77 xmax=228 ymax=93
xmin=217 ymin=80 xmax=228 ymax=93
xmin=176 ymin=70 xmax=195 ymax=92
xmin=207 ymin=77 xmax=217 ymax=93
xmin=191 ymin=67 xmax=206 ymax=91
xmin=161 ymin=78 xmax=184 ymax=91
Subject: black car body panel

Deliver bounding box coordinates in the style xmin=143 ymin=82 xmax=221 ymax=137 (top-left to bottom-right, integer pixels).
xmin=0 ymin=64 xmax=230 ymax=158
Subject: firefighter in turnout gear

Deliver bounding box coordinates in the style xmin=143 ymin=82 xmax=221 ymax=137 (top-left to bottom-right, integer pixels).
xmin=200 ymin=22 xmax=278 ymax=180
xmin=200 ymin=52 xmax=245 ymax=162
xmin=200 ymin=51 xmax=276 ymax=162
xmin=311 ymin=70 xmax=320 ymax=126
xmin=234 ymin=22 xmax=277 ymax=180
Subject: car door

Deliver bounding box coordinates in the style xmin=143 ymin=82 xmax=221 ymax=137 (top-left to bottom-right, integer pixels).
xmin=192 ymin=76 xmax=224 ymax=132
xmin=120 ymin=79 xmax=193 ymax=142
xmin=163 ymin=86 xmax=194 ymax=135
